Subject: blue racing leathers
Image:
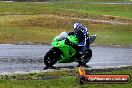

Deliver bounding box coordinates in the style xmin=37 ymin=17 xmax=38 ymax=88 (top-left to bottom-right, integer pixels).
xmin=68 ymin=26 xmax=89 ymax=53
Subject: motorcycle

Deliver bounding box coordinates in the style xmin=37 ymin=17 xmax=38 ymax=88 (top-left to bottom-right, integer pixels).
xmin=44 ymin=31 xmax=96 ymax=68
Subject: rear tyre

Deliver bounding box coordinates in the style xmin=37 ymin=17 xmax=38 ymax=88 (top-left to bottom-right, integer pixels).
xmin=77 ymin=48 xmax=92 ymax=66
xmin=44 ymin=48 xmax=61 ymax=67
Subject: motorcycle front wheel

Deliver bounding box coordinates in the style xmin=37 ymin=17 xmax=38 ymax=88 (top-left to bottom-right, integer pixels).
xmin=44 ymin=48 xmax=62 ymax=67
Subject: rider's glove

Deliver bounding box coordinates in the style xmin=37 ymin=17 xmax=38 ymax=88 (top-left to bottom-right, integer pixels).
xmin=68 ymin=32 xmax=75 ymax=35
xmin=65 ymin=38 xmax=78 ymax=50
xmin=65 ymin=38 xmax=71 ymax=45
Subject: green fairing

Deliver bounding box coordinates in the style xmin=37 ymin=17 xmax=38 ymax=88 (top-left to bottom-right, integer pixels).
xmin=51 ymin=35 xmax=78 ymax=63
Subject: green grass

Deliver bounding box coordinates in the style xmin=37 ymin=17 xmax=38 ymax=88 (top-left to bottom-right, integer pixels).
xmin=0 ymin=67 xmax=132 ymax=88
xmin=0 ymin=77 xmax=131 ymax=88
xmin=0 ymin=2 xmax=132 ymax=18
xmin=56 ymin=0 xmax=132 ymax=2
xmin=90 ymin=24 xmax=132 ymax=45
xmin=0 ymin=2 xmax=132 ymax=45
xmin=0 ymin=15 xmax=132 ymax=45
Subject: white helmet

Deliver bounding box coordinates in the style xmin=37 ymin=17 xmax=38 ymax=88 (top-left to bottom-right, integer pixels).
xmin=73 ymin=23 xmax=83 ymax=33
xmin=73 ymin=23 xmax=82 ymax=29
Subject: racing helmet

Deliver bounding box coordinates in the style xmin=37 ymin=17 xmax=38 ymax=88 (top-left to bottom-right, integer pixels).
xmin=73 ymin=23 xmax=83 ymax=34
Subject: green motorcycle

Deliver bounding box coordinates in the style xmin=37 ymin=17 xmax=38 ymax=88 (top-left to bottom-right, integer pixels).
xmin=44 ymin=32 xmax=96 ymax=68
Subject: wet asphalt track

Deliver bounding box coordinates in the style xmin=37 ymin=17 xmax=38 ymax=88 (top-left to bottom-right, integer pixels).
xmin=0 ymin=44 xmax=132 ymax=73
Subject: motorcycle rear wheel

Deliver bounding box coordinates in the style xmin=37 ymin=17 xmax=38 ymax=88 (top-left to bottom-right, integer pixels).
xmin=77 ymin=48 xmax=92 ymax=66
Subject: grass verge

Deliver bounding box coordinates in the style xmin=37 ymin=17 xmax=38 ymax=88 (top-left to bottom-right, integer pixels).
xmin=0 ymin=2 xmax=132 ymax=19
xmin=0 ymin=66 xmax=132 ymax=88
xmin=0 ymin=2 xmax=132 ymax=45
xmin=55 ymin=0 xmax=132 ymax=3
xmin=0 ymin=15 xmax=132 ymax=45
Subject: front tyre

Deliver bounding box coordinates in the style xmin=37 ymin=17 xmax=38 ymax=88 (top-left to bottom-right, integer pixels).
xmin=44 ymin=48 xmax=61 ymax=67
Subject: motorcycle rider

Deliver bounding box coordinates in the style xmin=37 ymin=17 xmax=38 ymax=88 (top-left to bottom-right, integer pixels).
xmin=51 ymin=23 xmax=92 ymax=67
xmin=44 ymin=23 xmax=96 ymax=69
xmin=67 ymin=23 xmax=91 ymax=67
xmin=67 ymin=23 xmax=90 ymax=53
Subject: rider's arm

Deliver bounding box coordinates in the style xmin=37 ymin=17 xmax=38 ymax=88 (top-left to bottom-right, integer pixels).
xmin=56 ymin=31 xmax=68 ymax=41
xmin=78 ymin=27 xmax=88 ymax=46
xmin=67 ymin=32 xmax=75 ymax=35
xmin=78 ymin=37 xmax=87 ymax=46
